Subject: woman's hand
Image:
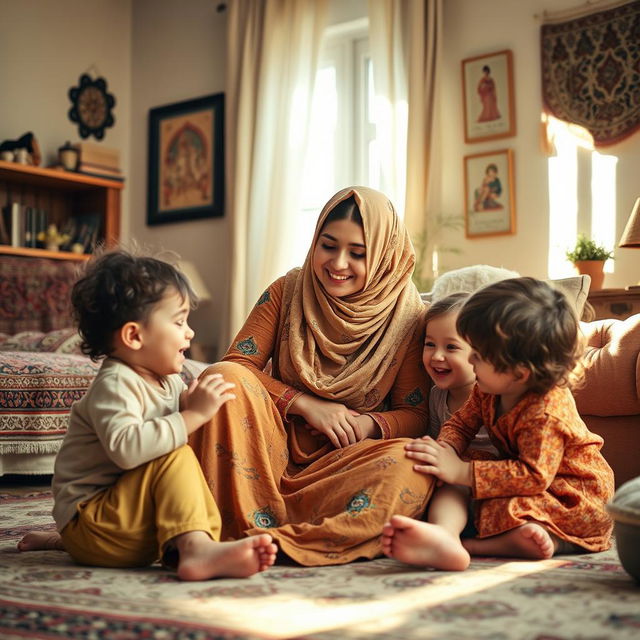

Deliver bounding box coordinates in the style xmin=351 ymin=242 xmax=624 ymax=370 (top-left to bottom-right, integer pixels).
xmin=290 ymin=394 xmax=366 ymax=449
xmin=405 ymin=436 xmax=472 ymax=486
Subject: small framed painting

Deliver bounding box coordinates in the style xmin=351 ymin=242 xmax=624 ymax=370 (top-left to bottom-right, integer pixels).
xmin=462 ymin=49 xmax=515 ymax=143
xmin=147 ymin=93 xmax=224 ymax=226
xmin=463 ymin=149 xmax=515 ymax=238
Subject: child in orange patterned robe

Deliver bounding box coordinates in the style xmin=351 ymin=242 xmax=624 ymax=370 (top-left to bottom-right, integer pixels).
xmin=382 ymin=277 xmax=614 ymax=570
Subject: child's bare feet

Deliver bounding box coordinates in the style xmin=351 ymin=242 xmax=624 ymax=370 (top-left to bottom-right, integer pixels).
xmin=17 ymin=531 xmax=65 ymax=552
xmin=381 ymin=514 xmax=470 ymax=571
xmin=174 ymin=531 xmax=278 ymax=581
xmin=462 ymin=522 xmax=557 ymax=559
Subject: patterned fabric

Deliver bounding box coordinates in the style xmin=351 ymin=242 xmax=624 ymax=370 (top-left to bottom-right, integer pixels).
xmin=439 ymin=384 xmax=615 ymax=551
xmin=0 ymin=352 xmax=101 ymax=455
xmin=0 ymin=256 xmax=80 ymax=334
xmin=189 ymin=361 xmax=434 ymax=566
xmin=541 ymin=1 xmax=640 ymax=146
xmin=1 ymin=492 xmax=639 ymax=640
xmin=0 ymin=328 xmax=83 ymax=354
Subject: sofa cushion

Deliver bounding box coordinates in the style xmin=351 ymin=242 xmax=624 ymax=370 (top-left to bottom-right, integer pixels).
xmin=0 ymin=328 xmax=83 ymax=355
xmin=575 ymin=314 xmax=640 ymax=416
xmin=421 ymin=266 xmax=590 ymax=319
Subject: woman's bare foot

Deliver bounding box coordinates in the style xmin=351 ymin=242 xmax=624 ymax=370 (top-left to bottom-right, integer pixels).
xmin=462 ymin=523 xmax=557 ymax=559
xmin=17 ymin=531 xmax=64 ymax=552
xmin=381 ymin=514 xmax=470 ymax=571
xmin=174 ymin=531 xmax=278 ymax=581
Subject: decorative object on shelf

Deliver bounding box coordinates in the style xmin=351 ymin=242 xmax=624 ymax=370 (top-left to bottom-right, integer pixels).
xmin=0 ymin=131 xmax=41 ymax=166
xmin=541 ymin=1 xmax=640 ymax=147
xmin=58 ymin=141 xmax=79 ymax=171
xmin=619 ymin=196 xmax=640 ymax=289
xmin=463 ymin=149 xmax=515 ymax=238
xmin=38 ymin=223 xmax=71 ymax=252
xmin=566 ymin=234 xmax=613 ymax=291
xmin=461 ymin=50 xmax=515 ymax=144
xmin=147 ymin=93 xmax=225 ymax=226
xmin=68 ymin=73 xmax=116 ymax=140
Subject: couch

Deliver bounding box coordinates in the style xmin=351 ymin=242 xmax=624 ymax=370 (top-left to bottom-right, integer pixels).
xmin=1 ymin=256 xmax=639 ymax=487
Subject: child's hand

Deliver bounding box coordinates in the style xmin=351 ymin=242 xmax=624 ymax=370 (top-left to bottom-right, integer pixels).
xmin=181 ymin=373 xmax=235 ymax=434
xmin=405 ymin=436 xmax=472 ymax=486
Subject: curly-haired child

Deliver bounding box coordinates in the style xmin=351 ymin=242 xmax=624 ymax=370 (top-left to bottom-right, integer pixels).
xmin=19 ymin=250 xmax=277 ymax=580
xmin=382 ymin=277 xmax=614 ymax=570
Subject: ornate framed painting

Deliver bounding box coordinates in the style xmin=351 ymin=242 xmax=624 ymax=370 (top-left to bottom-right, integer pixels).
xmin=147 ymin=93 xmax=224 ymax=226
xmin=462 ymin=50 xmax=515 ymax=143
xmin=463 ymin=149 xmax=515 ymax=238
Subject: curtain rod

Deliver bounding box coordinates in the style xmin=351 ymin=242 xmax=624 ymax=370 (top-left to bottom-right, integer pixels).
xmin=534 ymin=0 xmax=634 ymax=22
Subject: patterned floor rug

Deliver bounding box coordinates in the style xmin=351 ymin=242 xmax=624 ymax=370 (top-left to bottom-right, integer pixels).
xmin=1 ymin=491 xmax=639 ymax=640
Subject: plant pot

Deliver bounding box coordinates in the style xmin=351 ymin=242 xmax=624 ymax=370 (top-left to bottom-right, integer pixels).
xmin=574 ymin=260 xmax=605 ymax=290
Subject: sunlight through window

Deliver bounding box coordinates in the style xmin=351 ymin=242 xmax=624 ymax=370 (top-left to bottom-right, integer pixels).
xmin=546 ymin=115 xmax=617 ymax=278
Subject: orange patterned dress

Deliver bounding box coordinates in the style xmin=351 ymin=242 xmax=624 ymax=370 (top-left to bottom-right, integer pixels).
xmin=438 ymin=384 xmax=614 ymax=551
xmin=189 ymin=276 xmax=434 ymax=566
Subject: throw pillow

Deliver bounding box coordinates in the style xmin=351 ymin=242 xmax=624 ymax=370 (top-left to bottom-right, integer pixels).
xmin=0 ymin=328 xmax=83 ymax=354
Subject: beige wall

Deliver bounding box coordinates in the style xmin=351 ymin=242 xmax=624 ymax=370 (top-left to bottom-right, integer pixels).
xmin=0 ymin=0 xmax=132 ymax=232
xmin=130 ymin=0 xmax=227 ymax=359
xmin=437 ymin=0 xmax=639 ymax=288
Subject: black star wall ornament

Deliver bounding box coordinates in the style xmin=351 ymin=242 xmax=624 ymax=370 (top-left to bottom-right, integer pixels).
xmin=68 ymin=74 xmax=116 ymax=140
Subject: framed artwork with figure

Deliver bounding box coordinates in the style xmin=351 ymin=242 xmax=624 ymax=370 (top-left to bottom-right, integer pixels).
xmin=147 ymin=93 xmax=224 ymax=226
xmin=463 ymin=149 xmax=515 ymax=238
xmin=462 ymin=50 xmax=515 ymax=143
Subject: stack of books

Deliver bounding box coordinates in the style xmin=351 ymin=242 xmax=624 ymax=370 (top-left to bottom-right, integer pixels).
xmin=73 ymin=142 xmax=123 ymax=181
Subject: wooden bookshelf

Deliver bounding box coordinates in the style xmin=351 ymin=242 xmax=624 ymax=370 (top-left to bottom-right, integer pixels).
xmin=0 ymin=160 xmax=123 ymax=261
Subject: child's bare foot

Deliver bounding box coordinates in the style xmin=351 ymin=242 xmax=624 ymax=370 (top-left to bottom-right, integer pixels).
xmin=462 ymin=523 xmax=557 ymax=560
xmin=381 ymin=514 xmax=470 ymax=571
xmin=174 ymin=531 xmax=278 ymax=581
xmin=17 ymin=531 xmax=64 ymax=552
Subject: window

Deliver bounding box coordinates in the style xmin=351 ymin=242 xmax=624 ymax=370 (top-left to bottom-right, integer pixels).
xmin=291 ymin=19 xmax=375 ymax=268
xmin=546 ymin=115 xmax=617 ymax=278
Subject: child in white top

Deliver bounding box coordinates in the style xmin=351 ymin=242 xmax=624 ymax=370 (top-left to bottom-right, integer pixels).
xmin=20 ymin=250 xmax=277 ymax=580
xmin=422 ymin=293 xmax=497 ymax=457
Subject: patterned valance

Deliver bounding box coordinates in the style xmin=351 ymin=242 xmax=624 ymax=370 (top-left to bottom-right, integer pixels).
xmin=541 ymin=1 xmax=640 ymax=147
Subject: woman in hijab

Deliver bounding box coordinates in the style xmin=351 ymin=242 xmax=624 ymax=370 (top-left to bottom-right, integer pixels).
xmin=189 ymin=186 xmax=435 ymax=566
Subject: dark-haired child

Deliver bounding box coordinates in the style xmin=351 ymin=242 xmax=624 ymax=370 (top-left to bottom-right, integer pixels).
xmin=20 ymin=250 xmax=277 ymax=580
xmin=382 ymin=277 xmax=614 ymax=570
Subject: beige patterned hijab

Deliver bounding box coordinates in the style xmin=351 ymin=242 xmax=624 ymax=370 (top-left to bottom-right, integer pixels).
xmin=274 ymin=186 xmax=424 ymax=410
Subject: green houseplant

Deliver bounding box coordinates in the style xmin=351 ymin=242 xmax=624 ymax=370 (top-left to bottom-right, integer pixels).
xmin=565 ymin=234 xmax=613 ymax=291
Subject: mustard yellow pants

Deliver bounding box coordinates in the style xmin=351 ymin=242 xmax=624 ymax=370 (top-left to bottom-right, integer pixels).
xmin=60 ymin=445 xmax=221 ymax=568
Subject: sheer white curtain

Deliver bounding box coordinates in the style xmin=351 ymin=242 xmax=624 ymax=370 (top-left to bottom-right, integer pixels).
xmin=368 ymin=0 xmax=443 ymax=238
xmin=223 ymin=0 xmax=328 ymax=347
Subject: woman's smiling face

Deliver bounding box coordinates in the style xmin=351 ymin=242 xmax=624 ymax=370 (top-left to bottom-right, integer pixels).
xmin=312 ymin=218 xmax=367 ymax=298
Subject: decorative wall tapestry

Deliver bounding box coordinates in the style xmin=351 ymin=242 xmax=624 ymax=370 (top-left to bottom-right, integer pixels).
xmin=541 ymin=0 xmax=640 ymax=147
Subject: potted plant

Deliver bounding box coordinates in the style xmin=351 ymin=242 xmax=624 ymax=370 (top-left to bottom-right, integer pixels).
xmin=566 ymin=234 xmax=614 ymax=291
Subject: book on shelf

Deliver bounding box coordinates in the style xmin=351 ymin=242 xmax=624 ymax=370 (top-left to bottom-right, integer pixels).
xmin=0 ymin=203 xmax=11 ymax=245
xmin=76 ymin=167 xmax=125 ymax=182
xmin=72 ymin=142 xmax=120 ymax=170
xmin=0 ymin=203 xmax=48 ymax=248
xmin=58 ymin=212 xmax=102 ymax=254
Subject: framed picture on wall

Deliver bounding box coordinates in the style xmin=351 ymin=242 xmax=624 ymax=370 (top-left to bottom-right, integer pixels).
xmin=463 ymin=149 xmax=515 ymax=238
xmin=147 ymin=93 xmax=225 ymax=226
xmin=462 ymin=49 xmax=515 ymax=143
